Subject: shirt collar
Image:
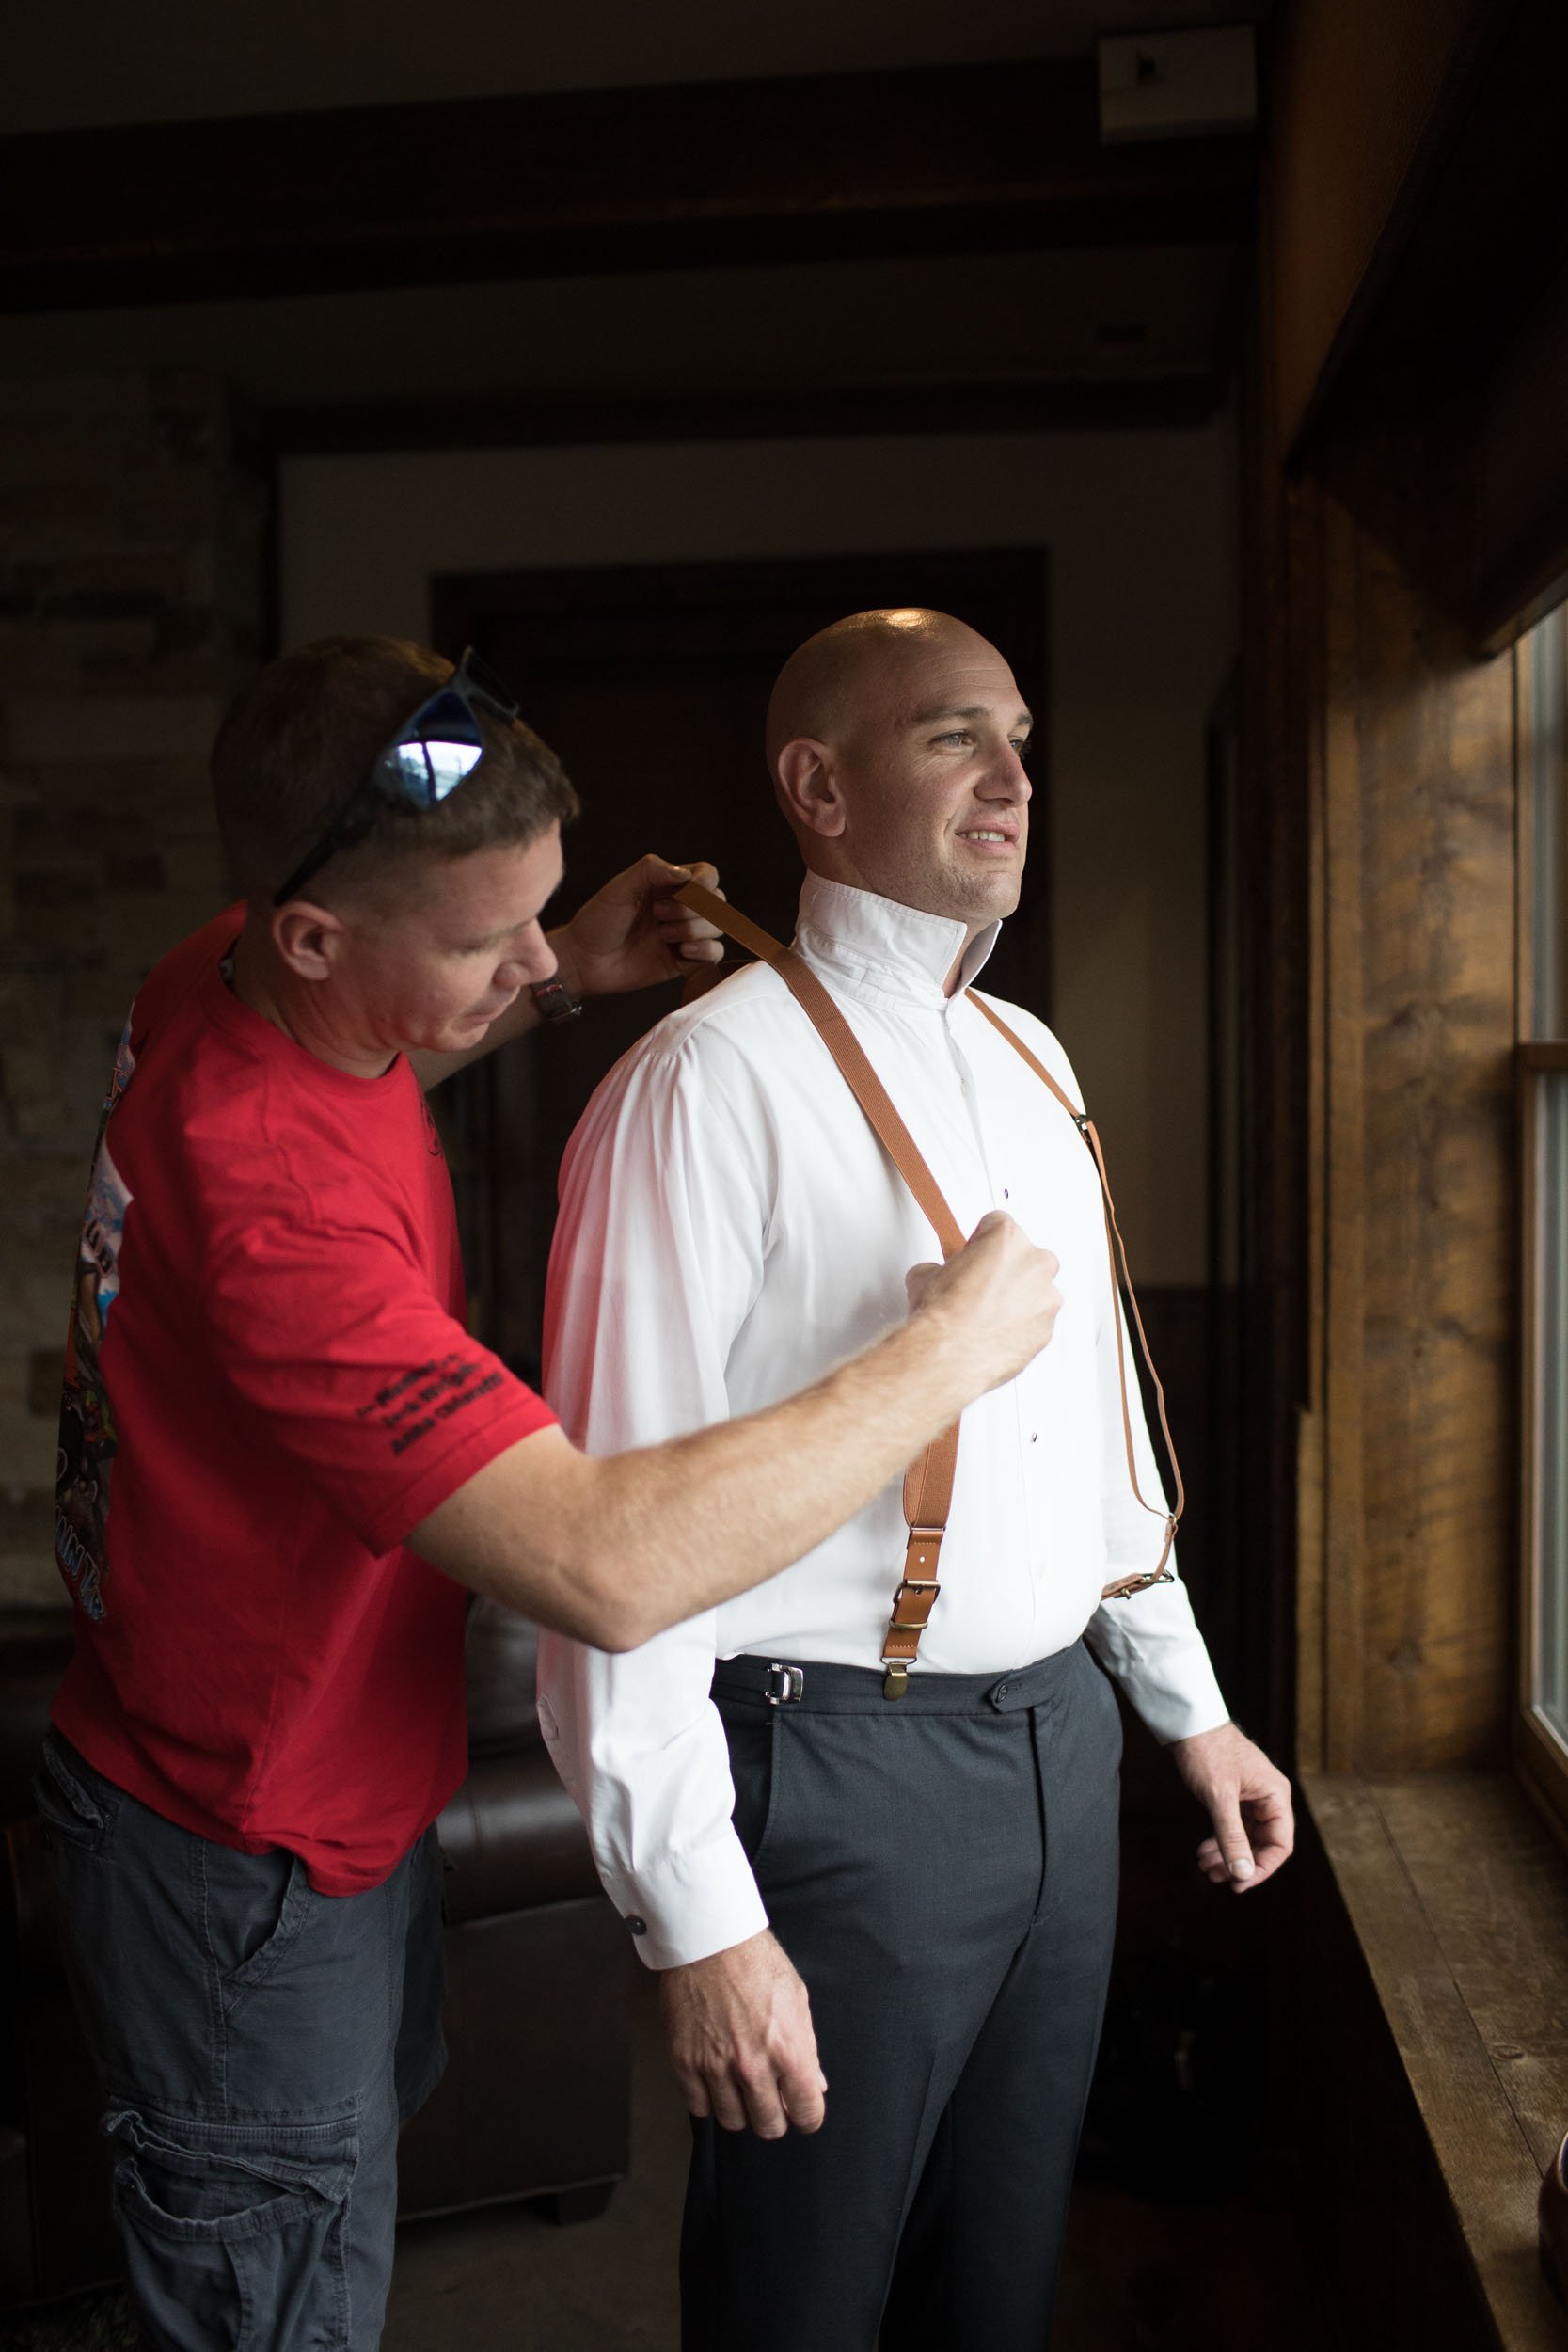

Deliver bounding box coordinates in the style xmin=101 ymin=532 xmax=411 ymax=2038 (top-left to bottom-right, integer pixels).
xmin=794 ymin=873 xmax=1000 ymax=1009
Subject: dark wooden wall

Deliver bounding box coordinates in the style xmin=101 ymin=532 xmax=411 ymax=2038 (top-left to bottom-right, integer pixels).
xmin=1306 ymin=416 xmax=1520 ymax=1774
xmin=1242 ymin=5 xmax=1568 ymax=2342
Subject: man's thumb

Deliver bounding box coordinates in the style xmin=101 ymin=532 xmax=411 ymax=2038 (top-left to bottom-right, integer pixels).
xmin=906 ymin=1261 xmax=941 ymax=1310
xmin=1216 ymin=1802 xmax=1256 ymax=1881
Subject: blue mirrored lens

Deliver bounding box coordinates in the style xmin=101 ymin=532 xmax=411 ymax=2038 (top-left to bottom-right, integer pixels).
xmin=386 ymin=736 xmax=484 ymax=803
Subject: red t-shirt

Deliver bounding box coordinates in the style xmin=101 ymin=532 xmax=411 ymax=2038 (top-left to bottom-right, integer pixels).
xmin=51 ymin=908 xmax=556 ymax=1894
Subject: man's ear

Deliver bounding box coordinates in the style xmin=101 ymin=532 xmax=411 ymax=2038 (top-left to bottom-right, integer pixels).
xmin=271 ymin=898 xmax=349 ymax=982
xmin=775 ymin=738 xmax=847 ymax=840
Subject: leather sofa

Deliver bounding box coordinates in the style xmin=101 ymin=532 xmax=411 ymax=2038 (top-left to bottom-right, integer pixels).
xmin=0 ymin=1597 xmax=633 ymax=2309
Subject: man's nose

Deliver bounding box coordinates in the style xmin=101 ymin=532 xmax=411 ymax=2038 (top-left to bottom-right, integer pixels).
xmin=499 ymin=931 xmax=558 ymax=990
xmin=979 ymin=745 xmax=1032 ymax=801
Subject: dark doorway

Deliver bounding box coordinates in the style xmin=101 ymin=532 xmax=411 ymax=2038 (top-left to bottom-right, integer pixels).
xmin=431 ymin=548 xmax=1049 ymax=1370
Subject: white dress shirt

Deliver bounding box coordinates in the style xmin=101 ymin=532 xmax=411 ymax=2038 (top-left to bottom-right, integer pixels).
xmin=536 ymin=875 xmax=1229 ymax=1969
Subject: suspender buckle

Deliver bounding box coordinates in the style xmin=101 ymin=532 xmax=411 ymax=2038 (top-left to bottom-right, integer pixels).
xmin=1101 ymin=1567 xmax=1177 ymax=1599
xmin=764 ymin=1662 xmax=805 ymax=1706
xmin=887 ymin=1577 xmax=942 ymax=1633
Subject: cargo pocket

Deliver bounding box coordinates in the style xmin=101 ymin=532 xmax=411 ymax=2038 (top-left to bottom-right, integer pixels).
xmin=32 ymin=1735 xmax=113 ymax=1858
xmin=104 ymin=2106 xmax=356 ymax=2352
xmin=201 ymin=1844 xmax=316 ymax=2018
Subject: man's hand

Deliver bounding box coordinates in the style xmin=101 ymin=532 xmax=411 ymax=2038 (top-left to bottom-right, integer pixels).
xmin=907 ymin=1211 xmax=1064 ymax=1394
xmin=550 ymin=854 xmax=725 ymax=1000
xmin=1170 ymin=1721 xmax=1294 ymax=1892
xmin=658 ymin=1929 xmax=827 ymax=2141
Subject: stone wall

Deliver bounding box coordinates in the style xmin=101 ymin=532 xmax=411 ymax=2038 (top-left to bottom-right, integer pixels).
xmin=0 ymin=372 xmax=266 ymax=1607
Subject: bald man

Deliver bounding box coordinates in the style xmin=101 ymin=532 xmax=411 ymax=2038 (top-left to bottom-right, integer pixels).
xmin=537 ymin=611 xmax=1292 ymax=2351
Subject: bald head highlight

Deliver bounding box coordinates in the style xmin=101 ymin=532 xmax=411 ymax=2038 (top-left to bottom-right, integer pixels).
xmin=766 ymin=608 xmax=997 ymax=781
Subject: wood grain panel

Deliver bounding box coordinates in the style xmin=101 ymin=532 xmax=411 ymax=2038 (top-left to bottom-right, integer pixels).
xmin=1307 ymin=405 xmax=1520 ymax=1774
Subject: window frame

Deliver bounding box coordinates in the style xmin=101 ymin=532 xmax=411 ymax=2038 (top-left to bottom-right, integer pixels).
xmin=1516 ymin=601 xmax=1568 ymax=1839
xmin=1518 ymin=1041 xmax=1568 ymax=1832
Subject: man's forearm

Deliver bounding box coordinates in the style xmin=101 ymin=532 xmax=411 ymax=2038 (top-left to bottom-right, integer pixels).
xmin=412 ymin=1211 xmax=1059 ymax=1648
xmin=576 ymin=1304 xmax=985 ymax=1645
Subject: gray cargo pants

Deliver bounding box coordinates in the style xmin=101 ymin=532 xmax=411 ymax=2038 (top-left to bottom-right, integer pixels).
xmin=35 ymin=1730 xmax=446 ymax=2352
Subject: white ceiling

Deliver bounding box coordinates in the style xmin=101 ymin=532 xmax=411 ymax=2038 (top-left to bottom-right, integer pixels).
xmin=3 ymin=0 xmax=1266 ymax=134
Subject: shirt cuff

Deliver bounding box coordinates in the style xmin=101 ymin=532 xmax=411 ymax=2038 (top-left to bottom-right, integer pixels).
xmin=1085 ymin=1579 xmax=1231 ymax=1744
xmin=598 ymin=1831 xmax=770 ymax=1972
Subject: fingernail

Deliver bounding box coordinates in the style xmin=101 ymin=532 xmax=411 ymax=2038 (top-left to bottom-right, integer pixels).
xmin=1230 ymin=1856 xmax=1256 ymax=1880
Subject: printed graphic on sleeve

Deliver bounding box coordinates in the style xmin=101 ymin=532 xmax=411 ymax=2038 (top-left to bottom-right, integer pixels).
xmin=56 ymin=1020 xmax=136 ymax=1621
xmin=357 ymin=1349 xmax=506 ymax=1458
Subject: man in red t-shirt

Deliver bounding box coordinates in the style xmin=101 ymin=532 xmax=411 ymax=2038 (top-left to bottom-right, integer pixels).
xmin=39 ymin=635 xmax=1064 ymax=2352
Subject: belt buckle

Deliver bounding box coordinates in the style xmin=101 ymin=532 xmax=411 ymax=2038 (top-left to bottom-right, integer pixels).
xmin=764 ymin=1662 xmax=804 ymax=1707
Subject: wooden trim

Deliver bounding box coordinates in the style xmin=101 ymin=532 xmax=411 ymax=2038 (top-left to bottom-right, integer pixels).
xmin=0 ymin=61 xmax=1257 ymax=315
xmin=267 ymin=373 xmax=1227 ymax=458
xmin=1517 ymin=1708 xmax=1568 ymax=1854
xmin=1518 ymin=631 xmax=1539 ymax=1051
xmin=1296 ymin=471 xmax=1330 ymax=1772
xmin=1281 ymin=0 xmax=1568 ymax=464
xmin=1519 ymin=1057 xmax=1545 ymax=1755
xmin=1517 ymin=1048 xmax=1568 ymax=1849
xmin=1479 ymin=521 xmax=1568 ymax=662
xmin=1319 ymin=485 xmax=1367 ymax=1774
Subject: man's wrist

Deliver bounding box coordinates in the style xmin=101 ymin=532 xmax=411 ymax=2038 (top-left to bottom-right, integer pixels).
xmin=546 ymin=926 xmax=586 ymax=1001
xmin=901 ymin=1292 xmax=985 ymax=1422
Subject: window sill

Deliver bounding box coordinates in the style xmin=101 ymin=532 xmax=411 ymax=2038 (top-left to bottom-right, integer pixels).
xmin=1302 ymin=1769 xmax=1568 ymax=2351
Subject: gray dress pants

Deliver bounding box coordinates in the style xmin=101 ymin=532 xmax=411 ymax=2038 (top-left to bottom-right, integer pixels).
xmin=682 ymin=1639 xmax=1122 ymax=2352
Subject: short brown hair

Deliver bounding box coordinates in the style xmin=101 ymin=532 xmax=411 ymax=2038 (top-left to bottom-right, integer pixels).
xmin=212 ymin=635 xmax=579 ymax=905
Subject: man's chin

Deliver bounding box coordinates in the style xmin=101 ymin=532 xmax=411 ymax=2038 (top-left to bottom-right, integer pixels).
xmin=463 ymin=993 xmax=519 ymax=1035
xmin=953 ymin=877 xmax=1023 ymax=925
xmin=428 ymin=1009 xmax=502 ymax=1052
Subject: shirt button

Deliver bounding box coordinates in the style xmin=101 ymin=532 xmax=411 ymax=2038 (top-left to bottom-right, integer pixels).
xmin=1003 ymin=1187 xmax=1010 ymax=1200
xmin=625 ymin=1915 xmax=647 ymax=1937
xmin=1030 ymin=1432 xmax=1038 ymax=1444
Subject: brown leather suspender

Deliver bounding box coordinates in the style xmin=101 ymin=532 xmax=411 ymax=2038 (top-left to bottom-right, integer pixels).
xmin=673 ymin=882 xmax=1180 ymax=1698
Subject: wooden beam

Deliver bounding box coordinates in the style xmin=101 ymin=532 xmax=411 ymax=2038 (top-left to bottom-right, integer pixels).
xmin=268 ymin=373 xmax=1226 ymax=457
xmin=1279 ymin=0 xmax=1568 ymax=463
xmin=0 ymin=62 xmax=1256 ymax=316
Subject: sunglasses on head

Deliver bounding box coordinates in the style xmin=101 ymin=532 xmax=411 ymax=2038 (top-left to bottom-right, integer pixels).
xmin=272 ymin=647 xmax=522 ymax=908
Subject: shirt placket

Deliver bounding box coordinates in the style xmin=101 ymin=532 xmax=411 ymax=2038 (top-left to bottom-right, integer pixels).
xmin=944 ymin=1005 xmax=1044 ymax=1648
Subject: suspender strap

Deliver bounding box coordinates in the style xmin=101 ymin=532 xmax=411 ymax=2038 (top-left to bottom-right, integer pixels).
xmin=963 ymin=993 xmax=1183 ymax=1567
xmin=673 ymin=881 xmax=1179 ymax=1695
